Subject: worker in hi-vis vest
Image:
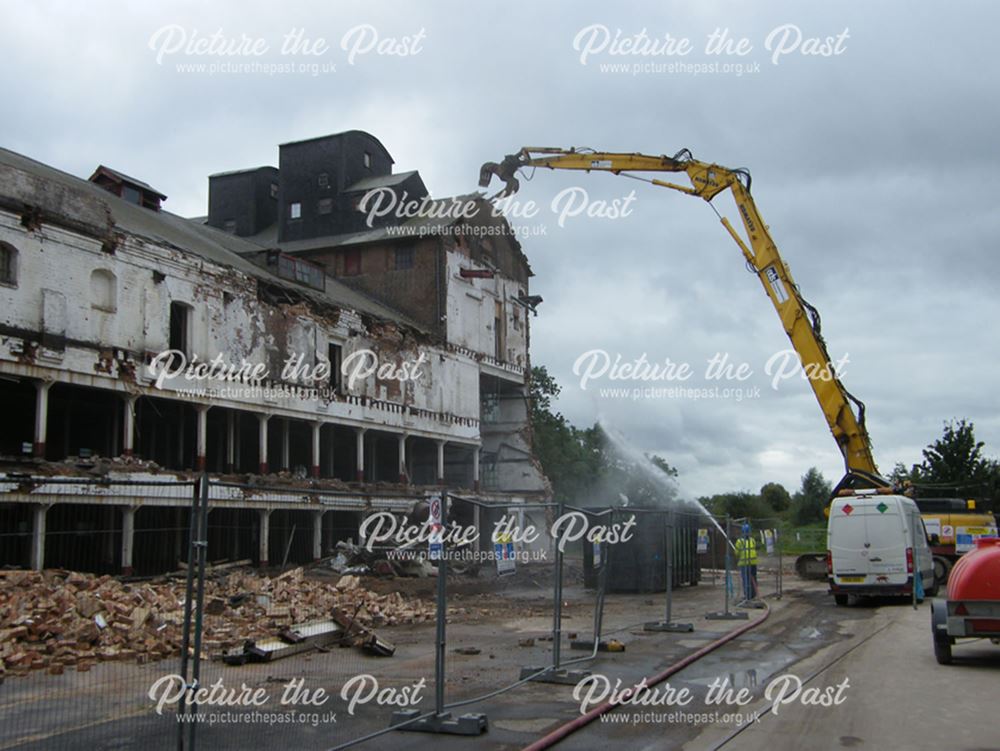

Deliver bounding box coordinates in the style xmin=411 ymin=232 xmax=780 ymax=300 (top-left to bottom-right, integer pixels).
xmin=735 ymin=523 xmax=758 ymax=601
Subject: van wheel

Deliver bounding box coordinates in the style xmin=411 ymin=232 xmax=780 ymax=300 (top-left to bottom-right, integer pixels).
xmin=933 ymin=632 xmax=953 ymax=664
xmin=933 ymin=557 xmax=952 ymax=589
xmin=834 ymin=594 xmax=848 ymax=606
xmin=931 ymin=600 xmax=952 ymax=664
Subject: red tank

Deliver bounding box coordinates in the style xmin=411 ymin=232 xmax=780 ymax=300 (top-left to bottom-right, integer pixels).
xmin=947 ymin=537 xmax=1000 ymax=601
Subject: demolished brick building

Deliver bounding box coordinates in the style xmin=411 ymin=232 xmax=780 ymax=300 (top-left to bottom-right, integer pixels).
xmin=0 ymin=130 xmax=548 ymax=575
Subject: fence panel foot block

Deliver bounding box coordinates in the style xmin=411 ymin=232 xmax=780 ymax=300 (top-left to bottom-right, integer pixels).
xmin=519 ymin=666 xmax=592 ymax=684
xmin=391 ymin=710 xmax=488 ymax=736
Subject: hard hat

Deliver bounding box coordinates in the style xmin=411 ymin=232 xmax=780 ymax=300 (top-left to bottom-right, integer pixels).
xmin=742 ymin=523 xmax=751 ymax=535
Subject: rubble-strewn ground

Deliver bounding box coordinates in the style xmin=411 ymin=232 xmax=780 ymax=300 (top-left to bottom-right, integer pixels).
xmin=23 ymin=558 xmax=966 ymax=751
xmin=0 ymin=566 xmax=439 ymax=677
xmin=0 ymin=558 xmax=809 ymax=750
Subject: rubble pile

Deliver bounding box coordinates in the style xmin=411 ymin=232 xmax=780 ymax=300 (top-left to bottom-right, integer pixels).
xmin=0 ymin=567 xmax=434 ymax=677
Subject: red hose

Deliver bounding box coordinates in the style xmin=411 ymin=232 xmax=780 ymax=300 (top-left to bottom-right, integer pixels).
xmin=522 ymin=605 xmax=770 ymax=751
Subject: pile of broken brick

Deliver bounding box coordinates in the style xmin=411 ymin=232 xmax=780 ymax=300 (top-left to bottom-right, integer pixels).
xmin=0 ymin=567 xmax=433 ymax=678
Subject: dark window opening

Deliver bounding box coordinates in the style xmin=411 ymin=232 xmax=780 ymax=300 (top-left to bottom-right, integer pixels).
xmin=169 ymin=302 xmax=190 ymax=358
xmin=328 ymin=343 xmax=343 ymax=392
xmin=344 ymin=248 xmax=362 ymax=276
xmin=270 ymin=183 xmax=279 ymax=199
xmin=0 ymin=243 xmax=17 ymax=285
xmin=394 ymin=246 xmax=414 ymax=270
xmin=223 ymin=219 xmax=237 ymax=234
xmin=317 ymin=198 xmax=334 ymax=215
xmin=318 ymin=172 xmax=329 ymax=188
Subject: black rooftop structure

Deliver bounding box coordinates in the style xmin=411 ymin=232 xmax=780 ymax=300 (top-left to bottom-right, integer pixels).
xmin=206 ymin=130 xmax=429 ymax=242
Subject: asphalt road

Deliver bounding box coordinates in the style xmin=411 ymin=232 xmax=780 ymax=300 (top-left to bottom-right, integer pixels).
xmin=688 ymin=596 xmax=1000 ymax=751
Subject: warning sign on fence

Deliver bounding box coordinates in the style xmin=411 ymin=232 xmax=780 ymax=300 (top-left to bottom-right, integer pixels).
xmin=495 ymin=533 xmax=516 ymax=575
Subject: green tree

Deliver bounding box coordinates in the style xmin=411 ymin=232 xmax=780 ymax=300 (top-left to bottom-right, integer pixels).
xmin=528 ymin=368 xmax=616 ymax=504
xmin=702 ymin=491 xmax=770 ymax=520
xmin=891 ymin=419 xmax=1000 ymax=510
xmin=527 ymin=366 xmax=680 ymax=506
xmin=760 ymin=482 xmax=792 ymax=513
xmin=917 ymin=419 xmax=994 ymax=488
xmin=791 ymin=467 xmax=831 ymax=525
xmin=889 ymin=461 xmax=920 ymax=486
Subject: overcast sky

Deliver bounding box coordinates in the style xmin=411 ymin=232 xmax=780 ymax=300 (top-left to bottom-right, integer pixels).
xmin=4 ymin=1 xmax=998 ymax=499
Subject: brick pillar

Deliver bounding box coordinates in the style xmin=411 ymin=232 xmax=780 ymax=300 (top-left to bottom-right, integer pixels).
xmin=259 ymin=509 xmax=271 ymax=567
xmin=472 ymin=446 xmax=480 ymax=491
xmin=436 ymin=440 xmax=446 ymax=485
xmin=33 ymin=381 xmax=52 ymax=458
xmin=122 ymin=395 xmax=138 ymax=458
xmin=30 ymin=504 xmax=48 ymax=570
xmin=281 ymin=419 xmax=290 ymax=471
xmin=195 ymin=405 xmax=209 ymax=471
xmin=355 ymin=427 xmax=366 ymax=482
xmin=398 ymin=434 xmax=408 ymax=483
xmin=121 ymin=506 xmax=138 ymax=576
xmin=258 ymin=414 xmax=270 ymax=474
xmin=312 ymin=510 xmax=325 ymax=560
xmin=311 ymin=421 xmax=322 ymax=478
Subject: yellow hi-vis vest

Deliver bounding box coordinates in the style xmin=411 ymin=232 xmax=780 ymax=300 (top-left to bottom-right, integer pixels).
xmin=735 ymin=536 xmax=758 ymax=566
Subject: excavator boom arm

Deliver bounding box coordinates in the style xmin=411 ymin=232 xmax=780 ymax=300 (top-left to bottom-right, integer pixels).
xmin=480 ymin=147 xmax=882 ymax=482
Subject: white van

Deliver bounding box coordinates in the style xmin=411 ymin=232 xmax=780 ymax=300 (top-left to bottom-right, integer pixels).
xmin=827 ymin=493 xmax=937 ymax=605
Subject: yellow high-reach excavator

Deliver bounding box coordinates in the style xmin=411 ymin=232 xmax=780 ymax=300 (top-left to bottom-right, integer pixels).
xmin=479 ymin=146 xmax=995 ymax=582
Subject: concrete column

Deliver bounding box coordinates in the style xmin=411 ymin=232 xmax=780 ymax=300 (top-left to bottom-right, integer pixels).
xmin=122 ymin=395 xmax=138 ymax=458
xmin=312 ymin=510 xmax=325 ymax=560
xmin=281 ymin=419 xmax=290 ymax=471
xmin=195 ymin=405 xmax=209 ymax=471
xmin=398 ymin=434 xmax=408 ymax=483
xmin=436 ymin=440 xmax=446 ymax=484
xmin=311 ymin=421 xmax=322 ymax=478
xmin=226 ymin=411 xmax=235 ymax=473
xmin=258 ymin=414 xmax=271 ymax=474
xmin=30 ymin=504 xmax=48 ymax=570
xmin=33 ymin=381 xmax=53 ymax=458
xmin=472 ymin=446 xmax=480 ymax=491
xmin=355 ymin=427 xmax=366 ymax=482
xmin=259 ymin=508 xmax=271 ymax=567
xmin=121 ymin=506 xmax=138 ymax=576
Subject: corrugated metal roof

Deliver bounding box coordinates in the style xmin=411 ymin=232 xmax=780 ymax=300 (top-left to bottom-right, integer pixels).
xmin=0 ymin=147 xmax=426 ymax=332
